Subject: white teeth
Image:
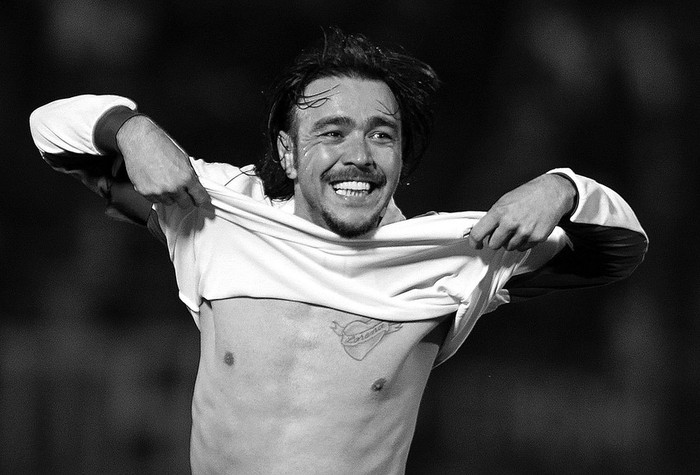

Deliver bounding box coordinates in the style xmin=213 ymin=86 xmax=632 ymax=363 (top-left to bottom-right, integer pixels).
xmin=332 ymin=181 xmax=371 ymax=195
xmin=333 ymin=181 xmax=371 ymax=191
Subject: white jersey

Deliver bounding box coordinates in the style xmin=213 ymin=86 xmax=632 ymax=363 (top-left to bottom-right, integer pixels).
xmin=157 ymin=160 xmax=569 ymax=364
xmin=29 ymin=95 xmax=649 ymax=365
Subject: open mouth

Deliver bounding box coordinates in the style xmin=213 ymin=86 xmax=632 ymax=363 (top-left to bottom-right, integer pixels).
xmin=331 ymin=180 xmax=376 ymax=196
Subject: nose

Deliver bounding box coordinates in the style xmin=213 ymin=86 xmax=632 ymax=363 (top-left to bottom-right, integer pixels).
xmin=341 ymin=135 xmax=375 ymax=168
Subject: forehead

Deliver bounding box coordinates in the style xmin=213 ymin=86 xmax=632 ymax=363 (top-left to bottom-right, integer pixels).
xmin=294 ymin=76 xmax=400 ymax=128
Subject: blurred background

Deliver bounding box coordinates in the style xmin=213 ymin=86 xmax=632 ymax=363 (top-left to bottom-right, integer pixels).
xmin=1 ymin=0 xmax=697 ymax=473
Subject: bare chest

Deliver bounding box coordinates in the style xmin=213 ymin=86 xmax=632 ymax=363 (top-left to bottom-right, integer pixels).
xmin=199 ymin=297 xmax=448 ymax=398
xmin=191 ymin=298 xmax=450 ymax=473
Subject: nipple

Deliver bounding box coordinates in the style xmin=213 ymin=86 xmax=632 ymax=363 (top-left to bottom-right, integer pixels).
xmin=224 ymin=352 xmax=235 ymax=366
xmin=371 ymin=378 xmax=387 ymax=392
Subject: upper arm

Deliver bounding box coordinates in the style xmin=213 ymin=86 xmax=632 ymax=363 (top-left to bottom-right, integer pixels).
xmin=30 ymin=95 xmax=138 ymax=156
xmin=504 ymin=169 xmax=648 ymax=302
xmin=30 ymin=95 xmax=158 ymax=231
xmin=505 ymin=221 xmax=647 ymax=302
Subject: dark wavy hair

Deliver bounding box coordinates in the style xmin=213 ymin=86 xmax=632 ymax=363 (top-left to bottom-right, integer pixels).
xmin=257 ymin=28 xmax=441 ymax=200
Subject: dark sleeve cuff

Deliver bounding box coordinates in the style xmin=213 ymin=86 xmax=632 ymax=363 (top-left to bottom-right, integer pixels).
xmin=93 ymin=105 xmax=141 ymax=155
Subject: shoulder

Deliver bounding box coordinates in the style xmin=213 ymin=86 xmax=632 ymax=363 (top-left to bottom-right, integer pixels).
xmin=190 ymin=159 xmax=268 ymax=201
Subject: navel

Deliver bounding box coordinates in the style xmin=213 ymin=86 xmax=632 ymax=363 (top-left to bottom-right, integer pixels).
xmin=223 ymin=351 xmax=235 ymax=366
xmin=371 ymin=378 xmax=387 ymax=392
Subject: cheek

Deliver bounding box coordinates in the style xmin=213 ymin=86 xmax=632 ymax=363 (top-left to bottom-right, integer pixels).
xmin=297 ymin=134 xmax=328 ymax=158
xmin=378 ymin=150 xmax=403 ymax=183
xmin=297 ymin=144 xmax=336 ymax=174
xmin=295 ymin=152 xmax=326 ymax=188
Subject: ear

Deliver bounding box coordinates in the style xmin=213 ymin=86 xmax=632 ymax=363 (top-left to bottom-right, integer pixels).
xmin=277 ymin=131 xmax=297 ymax=180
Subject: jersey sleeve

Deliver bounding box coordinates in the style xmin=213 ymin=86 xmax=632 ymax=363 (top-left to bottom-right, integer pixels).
xmin=29 ymin=94 xmax=155 ymax=227
xmin=504 ymin=168 xmax=648 ymax=300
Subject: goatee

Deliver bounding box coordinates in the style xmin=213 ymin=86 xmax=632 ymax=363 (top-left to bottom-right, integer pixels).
xmin=321 ymin=208 xmax=382 ymax=239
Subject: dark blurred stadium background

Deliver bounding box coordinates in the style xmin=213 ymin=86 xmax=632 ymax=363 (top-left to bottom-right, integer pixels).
xmin=1 ymin=0 xmax=697 ymax=473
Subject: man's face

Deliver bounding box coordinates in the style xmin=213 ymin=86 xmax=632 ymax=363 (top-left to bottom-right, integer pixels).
xmin=279 ymin=76 xmax=402 ymax=238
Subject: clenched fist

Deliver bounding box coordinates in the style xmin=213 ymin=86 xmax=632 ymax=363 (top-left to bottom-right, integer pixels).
xmin=468 ymin=173 xmax=577 ymax=251
xmin=117 ymin=116 xmax=210 ymax=208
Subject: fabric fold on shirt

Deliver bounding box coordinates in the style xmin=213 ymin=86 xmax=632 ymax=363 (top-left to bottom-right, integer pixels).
xmin=158 ymin=175 xmax=533 ymax=365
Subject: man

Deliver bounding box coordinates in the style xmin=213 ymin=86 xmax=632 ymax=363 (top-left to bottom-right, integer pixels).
xmin=30 ymin=31 xmax=647 ymax=474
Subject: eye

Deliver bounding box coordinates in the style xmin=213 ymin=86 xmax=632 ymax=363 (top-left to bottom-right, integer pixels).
xmin=319 ymin=130 xmax=343 ymax=139
xmin=369 ymin=131 xmax=395 ymax=142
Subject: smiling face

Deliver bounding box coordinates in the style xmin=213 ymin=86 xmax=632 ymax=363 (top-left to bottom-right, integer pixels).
xmin=278 ymin=76 xmax=402 ymax=238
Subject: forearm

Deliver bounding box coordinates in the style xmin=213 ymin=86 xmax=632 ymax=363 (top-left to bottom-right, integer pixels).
xmin=30 ymin=93 xmax=209 ymax=228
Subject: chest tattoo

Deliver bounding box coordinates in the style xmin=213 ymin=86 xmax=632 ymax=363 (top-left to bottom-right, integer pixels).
xmin=330 ymin=319 xmax=403 ymax=361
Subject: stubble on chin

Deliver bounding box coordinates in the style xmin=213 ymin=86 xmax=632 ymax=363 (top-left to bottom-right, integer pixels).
xmin=321 ymin=208 xmax=382 ymax=239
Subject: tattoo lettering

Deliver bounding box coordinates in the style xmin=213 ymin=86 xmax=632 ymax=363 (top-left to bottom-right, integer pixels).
xmin=330 ymin=319 xmax=402 ymax=361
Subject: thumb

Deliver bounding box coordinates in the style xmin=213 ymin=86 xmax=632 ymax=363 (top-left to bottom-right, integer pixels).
xmin=187 ymin=178 xmax=210 ymax=206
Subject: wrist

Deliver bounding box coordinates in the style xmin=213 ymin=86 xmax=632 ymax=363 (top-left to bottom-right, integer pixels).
xmin=549 ymin=173 xmax=578 ymax=220
xmin=116 ymin=115 xmax=156 ymax=156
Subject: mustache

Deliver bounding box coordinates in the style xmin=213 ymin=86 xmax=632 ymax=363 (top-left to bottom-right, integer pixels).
xmin=321 ymin=168 xmax=387 ymax=186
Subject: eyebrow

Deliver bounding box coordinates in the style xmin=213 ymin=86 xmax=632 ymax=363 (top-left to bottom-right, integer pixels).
xmin=367 ymin=116 xmax=400 ymax=131
xmin=309 ymin=115 xmax=400 ymax=134
xmin=310 ymin=116 xmax=354 ymax=133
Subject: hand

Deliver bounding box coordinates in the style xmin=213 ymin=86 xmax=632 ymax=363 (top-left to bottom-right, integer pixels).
xmin=117 ymin=116 xmax=209 ymax=208
xmin=468 ymin=173 xmax=576 ymax=251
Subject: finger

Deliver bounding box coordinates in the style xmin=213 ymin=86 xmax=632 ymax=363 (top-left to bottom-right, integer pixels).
xmin=516 ymin=240 xmax=538 ymax=252
xmin=187 ymin=180 xmax=211 ymax=207
xmin=467 ymin=234 xmax=484 ymax=250
xmin=487 ymin=226 xmax=515 ymax=250
xmin=151 ymin=194 xmax=174 ymax=206
xmin=505 ymin=230 xmax=529 ymax=251
xmin=516 ymin=229 xmax=551 ymax=251
xmin=511 ymin=224 xmax=552 ymax=251
xmin=469 ymin=213 xmax=498 ymax=247
xmin=174 ymin=192 xmax=194 ymax=209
